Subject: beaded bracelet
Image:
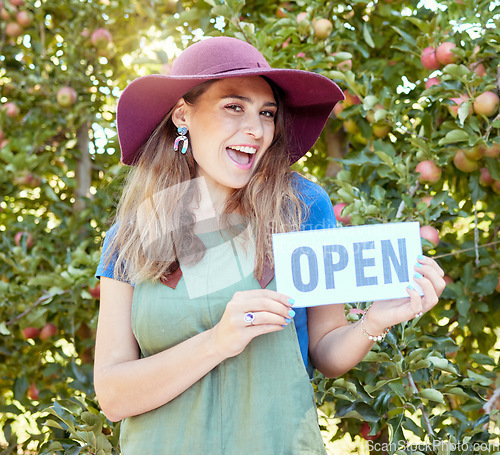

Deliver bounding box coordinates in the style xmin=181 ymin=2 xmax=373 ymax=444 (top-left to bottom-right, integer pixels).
xmin=359 ymin=305 xmax=391 ymax=342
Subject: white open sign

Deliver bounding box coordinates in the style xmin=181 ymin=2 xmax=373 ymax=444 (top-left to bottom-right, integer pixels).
xmin=272 ymin=222 xmax=423 ymax=308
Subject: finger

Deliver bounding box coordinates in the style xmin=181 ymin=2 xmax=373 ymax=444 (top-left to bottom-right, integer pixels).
xmin=413 ymin=264 xmax=446 ymax=298
xmin=247 ymin=322 xmax=287 ymax=337
xmin=406 ymin=285 xmax=424 ymax=318
xmin=413 ymin=271 xmax=440 ymax=311
xmin=243 ymin=310 xmax=292 ymax=327
xmin=234 ymin=289 xmax=294 ymax=308
xmin=417 ymin=255 xmax=445 ymax=277
xmin=240 ymin=297 xmax=296 ymax=320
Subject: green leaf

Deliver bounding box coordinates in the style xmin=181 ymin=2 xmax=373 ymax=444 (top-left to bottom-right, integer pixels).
xmin=43 ymin=419 xmax=66 ymax=430
xmin=374 ymin=151 xmax=394 ymax=167
xmin=458 ymin=100 xmax=472 ymax=125
xmin=443 ymin=64 xmax=471 ymax=78
xmin=335 ymin=401 xmax=380 ymax=421
xmin=390 ymin=26 xmax=416 ymax=45
xmin=467 ymin=370 xmax=492 ymax=387
xmin=438 ymin=129 xmax=470 ymax=145
xmin=362 ymin=351 xmax=392 ymax=362
xmin=365 ymin=377 xmax=401 ymax=394
xmin=363 ymin=23 xmax=375 ymax=48
xmin=0 ymin=321 xmax=11 ymax=336
xmin=445 ymin=387 xmax=471 ymax=398
xmin=420 ymin=388 xmax=445 ymax=403
xmin=427 ymin=356 xmax=457 ymax=374
xmin=474 ymin=274 xmax=499 ymax=296
xmin=371 ymin=185 xmax=386 ymax=202
xmin=470 ymin=353 xmax=496 ymax=366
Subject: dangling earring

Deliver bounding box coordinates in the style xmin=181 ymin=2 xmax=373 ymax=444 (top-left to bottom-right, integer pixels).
xmin=174 ymin=126 xmax=189 ymax=154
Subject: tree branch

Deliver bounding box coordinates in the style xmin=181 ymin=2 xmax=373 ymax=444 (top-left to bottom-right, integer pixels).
xmin=406 ymin=371 xmax=435 ymax=438
xmin=6 ymin=291 xmax=68 ymax=326
xmin=483 ymin=388 xmax=500 ymax=415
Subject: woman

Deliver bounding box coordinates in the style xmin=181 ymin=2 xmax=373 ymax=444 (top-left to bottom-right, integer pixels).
xmin=94 ymin=37 xmax=445 ymax=454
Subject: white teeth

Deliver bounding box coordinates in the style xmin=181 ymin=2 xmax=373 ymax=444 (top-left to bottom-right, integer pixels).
xmin=229 ymin=145 xmax=257 ymax=154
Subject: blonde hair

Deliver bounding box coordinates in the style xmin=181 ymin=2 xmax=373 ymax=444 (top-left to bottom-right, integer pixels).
xmin=107 ymin=78 xmax=304 ymax=283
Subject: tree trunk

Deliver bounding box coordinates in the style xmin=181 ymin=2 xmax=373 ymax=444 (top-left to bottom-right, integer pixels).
xmin=74 ymin=121 xmax=91 ymax=213
xmin=325 ymin=126 xmax=347 ymax=178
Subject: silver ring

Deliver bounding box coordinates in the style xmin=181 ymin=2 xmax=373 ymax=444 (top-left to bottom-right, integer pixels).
xmin=415 ymin=311 xmax=424 ymax=318
xmin=244 ymin=312 xmax=255 ymax=325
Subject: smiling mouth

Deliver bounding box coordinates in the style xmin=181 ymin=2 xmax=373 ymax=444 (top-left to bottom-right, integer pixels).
xmin=226 ymin=145 xmax=257 ymax=168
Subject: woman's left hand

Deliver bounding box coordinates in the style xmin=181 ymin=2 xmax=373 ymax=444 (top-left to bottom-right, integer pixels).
xmin=362 ymin=255 xmax=446 ymax=334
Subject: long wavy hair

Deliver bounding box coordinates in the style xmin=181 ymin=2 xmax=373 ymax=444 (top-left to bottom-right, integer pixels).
xmin=107 ymin=77 xmax=305 ymax=284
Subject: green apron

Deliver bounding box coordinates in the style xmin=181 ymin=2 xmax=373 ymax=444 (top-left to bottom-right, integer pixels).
xmin=120 ymin=226 xmax=327 ymax=454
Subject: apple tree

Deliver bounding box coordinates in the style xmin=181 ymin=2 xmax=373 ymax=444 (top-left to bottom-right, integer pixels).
xmin=1 ymin=0 xmax=499 ymax=454
xmin=0 ymin=0 xmax=175 ymax=452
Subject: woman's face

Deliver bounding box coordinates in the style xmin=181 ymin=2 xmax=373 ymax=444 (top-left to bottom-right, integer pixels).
xmin=177 ymin=76 xmax=277 ymax=203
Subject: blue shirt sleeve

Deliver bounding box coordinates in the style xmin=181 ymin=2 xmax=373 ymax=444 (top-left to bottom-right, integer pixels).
xmin=291 ymin=173 xmax=337 ymax=376
xmin=95 ymin=224 xmax=121 ymax=281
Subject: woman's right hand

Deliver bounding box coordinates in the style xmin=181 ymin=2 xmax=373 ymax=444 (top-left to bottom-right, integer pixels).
xmin=212 ymin=289 xmax=294 ymax=359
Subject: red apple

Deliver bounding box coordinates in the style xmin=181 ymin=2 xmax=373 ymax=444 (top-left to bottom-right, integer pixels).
xmin=420 ymin=225 xmax=440 ymax=248
xmin=5 ymin=21 xmax=22 ymax=37
xmin=275 ymin=6 xmax=287 ymax=18
xmin=421 ymin=196 xmax=433 ymax=207
xmin=436 ymin=42 xmax=458 ymax=65
xmin=470 ymin=62 xmax=486 ymax=77
xmin=366 ymin=104 xmax=385 ymax=123
xmin=360 ymin=422 xmax=381 ymax=441
xmin=313 ymin=18 xmax=333 ymax=39
xmin=22 ymin=327 xmax=40 ymax=339
xmin=297 ymin=11 xmax=307 ymax=23
xmin=91 ymin=28 xmax=112 ymax=48
xmin=479 ymin=167 xmax=494 ymax=186
xmin=27 ymin=383 xmax=39 ymax=401
xmin=14 ymin=171 xmax=41 ymax=188
xmin=0 ymin=4 xmax=11 ymax=20
xmin=484 ymin=143 xmax=500 ymax=158
xmin=448 ymin=94 xmax=470 ymax=118
xmin=2 ymin=101 xmax=20 ymax=118
xmin=332 ymin=53 xmax=352 ymax=72
xmin=16 ymin=10 xmax=31 ymax=27
xmin=473 ymin=91 xmax=499 ymax=117
xmin=343 ymin=119 xmax=360 ymax=134
xmin=15 ymin=231 xmax=33 ymax=248
xmin=372 ymin=123 xmax=391 ymax=138
xmin=40 ymin=322 xmax=58 ymax=340
xmin=333 ymin=203 xmax=351 ymax=225
xmin=57 ymin=86 xmax=77 ymax=107
xmin=415 ymin=160 xmax=442 ymax=184
xmin=343 ymin=90 xmax=361 ymax=107
xmin=89 ymin=283 xmax=101 ymax=299
xmin=420 ymin=46 xmax=441 ymax=71
xmin=443 ymin=275 xmax=453 ymax=285
xmin=425 ymin=77 xmax=440 ymax=89
xmin=453 ymin=150 xmax=479 ymax=172
xmin=464 ymin=144 xmax=484 ymax=161
xmin=496 ymin=277 xmax=500 ymax=293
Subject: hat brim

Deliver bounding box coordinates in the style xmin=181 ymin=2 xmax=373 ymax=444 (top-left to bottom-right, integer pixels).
xmin=117 ymin=68 xmax=344 ymax=165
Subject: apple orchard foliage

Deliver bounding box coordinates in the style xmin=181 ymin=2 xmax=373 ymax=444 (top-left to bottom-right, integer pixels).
xmin=0 ymin=0 xmax=499 ymax=453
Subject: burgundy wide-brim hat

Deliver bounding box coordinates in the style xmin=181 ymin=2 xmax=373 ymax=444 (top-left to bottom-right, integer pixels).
xmin=117 ymin=36 xmax=344 ymax=165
